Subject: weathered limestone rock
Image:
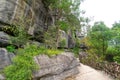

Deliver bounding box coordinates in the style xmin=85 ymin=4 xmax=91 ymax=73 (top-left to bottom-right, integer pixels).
xmin=0 ymin=32 xmax=10 ymax=47
xmin=33 ymin=52 xmax=80 ymax=80
xmin=68 ymin=35 xmax=75 ymax=48
xmin=0 ymin=0 xmax=52 ymax=42
xmin=58 ymin=30 xmax=76 ymax=49
xmin=58 ymin=30 xmax=68 ymax=48
xmin=0 ymin=48 xmax=14 ymax=71
xmin=0 ymin=74 xmax=5 ymax=80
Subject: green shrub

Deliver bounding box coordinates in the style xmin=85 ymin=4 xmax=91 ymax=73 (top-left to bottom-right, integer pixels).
xmin=6 ymin=45 xmax=16 ymax=52
xmin=70 ymin=47 xmax=80 ymax=57
xmin=59 ymin=38 xmax=66 ymax=48
xmin=58 ymin=21 xmax=69 ymax=32
xmin=46 ymin=49 xmax=62 ymax=56
xmin=4 ymin=44 xmax=62 ymax=80
xmin=4 ymin=44 xmax=39 ymax=80
xmin=114 ymin=56 xmax=120 ymax=63
xmin=44 ymin=26 xmax=57 ymax=49
xmin=105 ymin=46 xmax=120 ymax=63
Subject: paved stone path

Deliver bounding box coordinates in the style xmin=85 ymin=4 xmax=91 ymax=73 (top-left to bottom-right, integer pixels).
xmin=75 ymin=64 xmax=114 ymax=80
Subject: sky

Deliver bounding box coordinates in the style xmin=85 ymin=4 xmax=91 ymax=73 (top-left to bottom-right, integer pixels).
xmin=80 ymin=0 xmax=120 ymax=28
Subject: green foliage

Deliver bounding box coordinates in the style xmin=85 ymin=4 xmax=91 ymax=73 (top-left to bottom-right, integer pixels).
xmin=72 ymin=47 xmax=80 ymax=57
xmin=6 ymin=45 xmax=15 ymax=52
xmin=10 ymin=23 xmax=29 ymax=48
xmin=57 ymin=21 xmax=69 ymax=32
xmin=88 ymin=21 xmax=111 ymax=56
xmin=83 ymin=21 xmax=120 ymax=64
xmin=106 ymin=46 xmax=120 ymax=63
xmin=59 ymin=38 xmax=67 ymax=47
xmin=45 ymin=49 xmax=62 ymax=57
xmin=105 ymin=47 xmax=117 ymax=62
xmin=44 ymin=26 xmax=57 ymax=49
xmin=107 ymin=21 xmax=120 ymax=63
xmin=4 ymin=44 xmax=62 ymax=80
xmin=4 ymin=44 xmax=39 ymax=80
xmin=114 ymin=56 xmax=120 ymax=64
xmin=3 ymin=18 xmax=30 ymax=48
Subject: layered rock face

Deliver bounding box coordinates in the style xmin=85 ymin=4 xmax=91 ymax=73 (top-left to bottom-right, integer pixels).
xmin=0 ymin=48 xmax=14 ymax=71
xmin=0 ymin=0 xmax=75 ymax=48
xmin=0 ymin=48 xmax=14 ymax=80
xmin=0 ymin=32 xmax=10 ymax=46
xmin=33 ymin=52 xmax=80 ymax=80
xmin=0 ymin=0 xmax=52 ymax=43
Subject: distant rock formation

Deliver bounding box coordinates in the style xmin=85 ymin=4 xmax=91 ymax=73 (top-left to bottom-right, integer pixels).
xmin=33 ymin=52 xmax=80 ymax=80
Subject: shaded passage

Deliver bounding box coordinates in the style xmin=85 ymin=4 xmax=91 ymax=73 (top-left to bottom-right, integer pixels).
xmin=75 ymin=64 xmax=114 ymax=80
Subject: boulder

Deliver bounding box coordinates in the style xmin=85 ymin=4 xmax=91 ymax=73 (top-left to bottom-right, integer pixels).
xmin=0 ymin=48 xmax=14 ymax=71
xmin=33 ymin=52 xmax=80 ymax=80
xmin=0 ymin=32 xmax=10 ymax=47
xmin=0 ymin=74 xmax=5 ymax=80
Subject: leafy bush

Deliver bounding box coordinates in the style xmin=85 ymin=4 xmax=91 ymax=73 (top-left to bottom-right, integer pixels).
xmin=45 ymin=49 xmax=62 ymax=57
xmin=58 ymin=21 xmax=69 ymax=32
xmin=44 ymin=26 xmax=57 ymax=49
xmin=10 ymin=26 xmax=29 ymax=48
xmin=70 ymin=47 xmax=80 ymax=57
xmin=6 ymin=45 xmax=16 ymax=52
xmin=4 ymin=44 xmax=62 ymax=80
xmin=59 ymin=38 xmax=66 ymax=48
xmin=114 ymin=56 xmax=120 ymax=64
xmin=4 ymin=44 xmax=39 ymax=80
xmin=105 ymin=46 xmax=120 ymax=63
xmin=3 ymin=18 xmax=30 ymax=48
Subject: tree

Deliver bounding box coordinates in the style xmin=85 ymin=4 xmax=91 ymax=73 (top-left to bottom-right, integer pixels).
xmin=43 ymin=0 xmax=82 ymax=48
xmin=108 ymin=21 xmax=120 ymax=63
xmin=87 ymin=21 xmax=111 ymax=56
xmin=111 ymin=21 xmax=120 ymax=47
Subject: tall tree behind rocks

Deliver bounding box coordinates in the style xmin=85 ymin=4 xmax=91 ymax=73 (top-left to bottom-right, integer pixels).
xmin=44 ymin=0 xmax=83 ymax=48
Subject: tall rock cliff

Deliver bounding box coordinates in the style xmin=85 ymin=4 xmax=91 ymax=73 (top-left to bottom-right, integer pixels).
xmin=0 ymin=0 xmax=53 ymax=44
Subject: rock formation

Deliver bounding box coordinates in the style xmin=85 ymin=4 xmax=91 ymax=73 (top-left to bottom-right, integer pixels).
xmin=0 ymin=48 xmax=14 ymax=80
xmin=33 ymin=52 xmax=80 ymax=80
xmin=0 ymin=0 xmax=52 ymax=43
xmin=0 ymin=48 xmax=14 ymax=71
xmin=0 ymin=32 xmax=10 ymax=47
xmin=0 ymin=0 xmax=75 ymax=48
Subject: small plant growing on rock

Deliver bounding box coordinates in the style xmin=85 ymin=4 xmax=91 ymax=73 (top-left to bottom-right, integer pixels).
xmin=4 ymin=44 xmax=62 ymax=80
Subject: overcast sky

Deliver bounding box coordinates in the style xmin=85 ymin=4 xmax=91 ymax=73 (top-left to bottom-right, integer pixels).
xmin=81 ymin=0 xmax=120 ymax=28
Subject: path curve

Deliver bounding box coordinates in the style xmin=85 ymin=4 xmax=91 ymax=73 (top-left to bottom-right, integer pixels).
xmin=75 ymin=64 xmax=114 ymax=80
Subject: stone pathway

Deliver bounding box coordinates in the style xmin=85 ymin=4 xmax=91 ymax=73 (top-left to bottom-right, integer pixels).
xmin=75 ymin=64 xmax=114 ymax=80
